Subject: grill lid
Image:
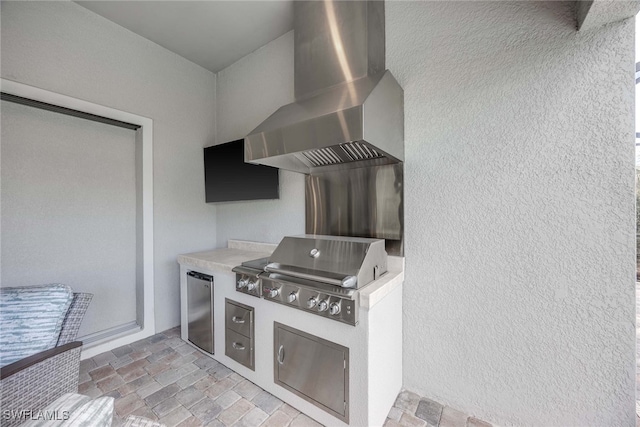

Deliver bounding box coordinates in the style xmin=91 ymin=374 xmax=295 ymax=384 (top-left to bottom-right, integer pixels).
xmin=264 ymin=235 xmax=387 ymax=289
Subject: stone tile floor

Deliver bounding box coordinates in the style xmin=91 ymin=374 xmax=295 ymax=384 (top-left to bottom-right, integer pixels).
xmin=80 ymin=327 xmax=492 ymax=427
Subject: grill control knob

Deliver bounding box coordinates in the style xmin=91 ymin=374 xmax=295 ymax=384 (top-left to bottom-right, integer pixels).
xmin=329 ymin=302 xmax=341 ymax=315
xmin=247 ymin=281 xmax=257 ymax=291
xmin=287 ymin=292 xmax=297 ymax=303
xmin=266 ymin=288 xmax=279 ymax=298
xmin=307 ymin=297 xmax=318 ymax=308
xmin=237 ymin=278 xmax=249 ymax=289
xmin=317 ymin=300 xmax=329 ymax=312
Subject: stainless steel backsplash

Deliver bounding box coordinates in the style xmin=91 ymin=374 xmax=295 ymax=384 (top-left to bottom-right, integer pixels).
xmin=305 ymin=163 xmax=404 ymax=256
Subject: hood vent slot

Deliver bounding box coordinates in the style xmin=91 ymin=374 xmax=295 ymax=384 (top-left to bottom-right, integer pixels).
xmin=301 ymin=142 xmax=384 ymax=168
xmin=302 ymin=148 xmax=342 ymax=167
xmin=341 ymin=142 xmax=381 ymax=161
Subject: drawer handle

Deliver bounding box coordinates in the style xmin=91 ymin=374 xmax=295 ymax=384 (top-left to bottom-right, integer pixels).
xmin=232 ymin=316 xmax=245 ymax=324
xmin=232 ymin=342 xmax=245 ymax=351
xmin=277 ymin=345 xmax=285 ymax=365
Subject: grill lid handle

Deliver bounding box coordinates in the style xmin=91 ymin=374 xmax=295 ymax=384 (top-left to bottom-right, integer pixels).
xmin=264 ymin=263 xmax=358 ymax=288
xmin=341 ymin=276 xmax=357 ymax=288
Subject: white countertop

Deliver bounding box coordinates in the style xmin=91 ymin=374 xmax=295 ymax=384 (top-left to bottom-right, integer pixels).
xmin=177 ymin=239 xmax=404 ymax=310
xmin=358 ymin=257 xmax=404 ymax=309
xmin=177 ymin=239 xmax=275 ymax=274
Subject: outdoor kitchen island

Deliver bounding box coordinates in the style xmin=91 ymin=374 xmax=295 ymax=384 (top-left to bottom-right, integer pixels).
xmin=178 ymin=239 xmax=404 ymax=427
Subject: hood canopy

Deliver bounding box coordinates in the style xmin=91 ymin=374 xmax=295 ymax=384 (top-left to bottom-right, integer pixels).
xmin=244 ymin=0 xmax=403 ymax=174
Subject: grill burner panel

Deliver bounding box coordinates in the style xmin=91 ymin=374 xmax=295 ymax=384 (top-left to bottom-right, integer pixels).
xmin=262 ymin=275 xmax=357 ymax=326
xmin=232 ymin=258 xmax=268 ymax=298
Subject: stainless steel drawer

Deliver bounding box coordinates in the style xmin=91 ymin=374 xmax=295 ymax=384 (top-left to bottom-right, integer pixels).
xmin=225 ymin=328 xmax=254 ymax=370
xmin=225 ymin=300 xmax=253 ymax=338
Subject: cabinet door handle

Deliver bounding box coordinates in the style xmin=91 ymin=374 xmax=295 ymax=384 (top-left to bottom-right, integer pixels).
xmin=232 ymin=342 xmax=245 ymax=351
xmin=277 ymin=345 xmax=285 ymax=365
xmin=231 ymin=316 xmax=245 ymax=324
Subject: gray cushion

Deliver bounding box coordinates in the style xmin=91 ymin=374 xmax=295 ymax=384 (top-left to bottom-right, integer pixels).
xmin=0 ymin=284 xmax=74 ymax=367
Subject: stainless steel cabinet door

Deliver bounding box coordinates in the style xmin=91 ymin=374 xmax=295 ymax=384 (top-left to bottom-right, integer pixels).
xmin=187 ymin=272 xmax=214 ymax=354
xmin=274 ymin=322 xmax=348 ymax=422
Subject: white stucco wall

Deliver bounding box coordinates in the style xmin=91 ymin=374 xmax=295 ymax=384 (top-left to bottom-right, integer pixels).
xmin=214 ymin=32 xmax=305 ymax=248
xmin=386 ymin=2 xmax=635 ymax=426
xmin=0 ymin=1 xmax=217 ymax=333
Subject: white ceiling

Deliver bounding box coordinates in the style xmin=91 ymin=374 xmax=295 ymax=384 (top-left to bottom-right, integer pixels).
xmin=75 ymin=1 xmax=294 ymax=73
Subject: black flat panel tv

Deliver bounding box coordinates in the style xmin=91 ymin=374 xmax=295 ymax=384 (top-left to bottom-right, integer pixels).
xmin=204 ymin=139 xmax=279 ymax=203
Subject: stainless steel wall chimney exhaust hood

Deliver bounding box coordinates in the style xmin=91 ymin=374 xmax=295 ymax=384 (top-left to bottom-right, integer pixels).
xmin=245 ymin=0 xmax=404 ymax=174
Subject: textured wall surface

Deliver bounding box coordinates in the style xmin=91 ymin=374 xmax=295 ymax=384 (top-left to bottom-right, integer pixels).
xmin=215 ymin=32 xmax=305 ymax=247
xmin=1 ymin=1 xmax=217 ymax=332
xmin=578 ymin=0 xmax=640 ymax=31
xmin=386 ymin=2 xmax=635 ymax=426
xmin=1 ymin=103 xmax=137 ymax=337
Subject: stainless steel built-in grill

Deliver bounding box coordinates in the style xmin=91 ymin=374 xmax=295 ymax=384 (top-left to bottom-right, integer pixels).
xmin=232 ymin=235 xmax=387 ymax=326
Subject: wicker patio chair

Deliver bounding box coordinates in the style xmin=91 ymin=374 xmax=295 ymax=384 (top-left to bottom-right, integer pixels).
xmin=0 ymin=292 xmax=92 ymax=427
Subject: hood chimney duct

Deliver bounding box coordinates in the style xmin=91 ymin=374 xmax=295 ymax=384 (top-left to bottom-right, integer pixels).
xmin=294 ymin=0 xmax=385 ymax=100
